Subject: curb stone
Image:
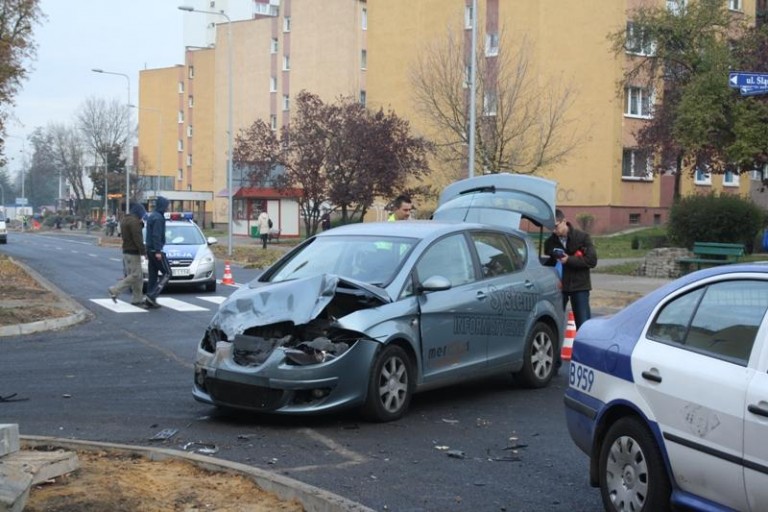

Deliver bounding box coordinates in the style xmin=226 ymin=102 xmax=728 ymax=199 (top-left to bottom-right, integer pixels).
xmin=0 ymin=257 xmax=93 ymax=338
xmin=21 ymin=436 xmax=375 ymax=512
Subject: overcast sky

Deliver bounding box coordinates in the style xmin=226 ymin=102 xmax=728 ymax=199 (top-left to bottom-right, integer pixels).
xmin=5 ymin=0 xmax=195 ymax=175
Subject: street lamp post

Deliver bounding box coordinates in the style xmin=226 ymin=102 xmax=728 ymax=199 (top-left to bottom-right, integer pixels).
xmin=467 ymin=0 xmax=478 ymax=178
xmin=91 ymin=68 xmax=131 ymax=215
xmin=179 ymin=5 xmax=233 ymax=257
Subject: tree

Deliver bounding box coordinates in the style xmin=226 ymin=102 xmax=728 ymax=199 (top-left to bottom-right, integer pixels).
xmin=77 ymin=96 xmax=133 ymax=205
xmin=608 ymin=0 xmax=756 ymax=198
xmin=0 ymin=0 xmax=43 ymax=167
xmin=25 ymin=127 xmax=58 ymax=208
xmin=411 ymin=28 xmax=580 ymax=180
xmin=47 ymin=123 xmax=89 ymax=215
xmin=233 ymin=91 xmax=432 ymax=236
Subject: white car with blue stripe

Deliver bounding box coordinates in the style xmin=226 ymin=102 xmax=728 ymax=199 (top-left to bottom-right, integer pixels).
xmin=565 ymin=263 xmax=768 ymax=512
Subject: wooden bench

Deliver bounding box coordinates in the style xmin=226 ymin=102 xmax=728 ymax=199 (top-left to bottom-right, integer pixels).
xmin=677 ymin=242 xmax=745 ymax=273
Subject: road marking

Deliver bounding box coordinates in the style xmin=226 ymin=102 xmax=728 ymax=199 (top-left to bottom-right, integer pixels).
xmin=90 ymin=299 xmax=148 ymax=313
xmin=155 ymin=297 xmax=209 ymax=311
xmin=287 ymin=429 xmax=368 ymax=472
xmin=197 ymin=296 xmax=226 ymax=304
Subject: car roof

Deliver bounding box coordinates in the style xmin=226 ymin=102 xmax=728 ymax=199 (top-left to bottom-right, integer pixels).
xmin=314 ymin=219 xmax=517 ymax=239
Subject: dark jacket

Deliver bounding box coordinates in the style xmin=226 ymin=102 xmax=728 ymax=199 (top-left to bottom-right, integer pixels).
xmin=121 ymin=202 xmax=147 ymax=255
xmin=544 ymin=223 xmax=598 ymax=292
xmin=145 ymin=196 xmax=169 ymax=254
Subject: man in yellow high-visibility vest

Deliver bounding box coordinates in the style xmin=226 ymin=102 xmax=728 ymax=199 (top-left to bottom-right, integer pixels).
xmin=387 ymin=194 xmax=413 ymax=221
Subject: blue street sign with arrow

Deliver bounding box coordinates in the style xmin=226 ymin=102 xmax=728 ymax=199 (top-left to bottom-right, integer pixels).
xmin=729 ymin=71 xmax=768 ymax=89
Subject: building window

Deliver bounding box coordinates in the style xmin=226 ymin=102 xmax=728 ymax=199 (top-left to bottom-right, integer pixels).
xmin=622 ymin=148 xmax=652 ymax=180
xmin=270 ymin=37 xmax=278 ymax=54
xmin=667 ymin=0 xmax=687 ymax=15
xmin=177 ymin=139 xmax=183 ymax=152
xmin=485 ymin=33 xmax=499 ymax=57
xmin=188 ymin=66 xmax=195 ymax=79
xmin=464 ymin=5 xmax=473 ymax=29
xmin=625 ymin=87 xmax=653 ymax=118
xmin=188 ymin=95 xmax=194 ymax=108
xmin=178 ymin=168 xmax=184 ymax=181
xmin=653 ymin=214 xmax=661 ymax=225
xmin=270 ymin=76 xmax=277 ymax=92
xmin=361 ymin=49 xmax=367 ymax=69
xmin=186 ymin=154 xmax=192 ymax=167
xmin=283 ymin=55 xmax=290 ymax=71
xmin=178 ymin=81 xmax=184 ymax=93
xmin=270 ymin=114 xmax=277 ymax=130
xmin=360 ymin=90 xmax=366 ymax=105
xmin=283 ymin=94 xmax=290 ymax=111
xmin=361 ymin=6 xmax=367 ymax=30
xmin=626 ymin=21 xmax=654 ymax=56
xmin=483 ymin=91 xmax=497 ymax=116
xmin=187 ymin=125 xmax=193 ymax=138
xmin=629 ymin=213 xmax=641 ymax=225
xmin=178 ymin=111 xmax=184 ymax=123
xmin=728 ymin=0 xmax=742 ymax=11
xmin=694 ymin=167 xmax=712 ymax=185
xmin=283 ymin=16 xmax=291 ymax=32
xmin=723 ymin=170 xmax=739 ymax=187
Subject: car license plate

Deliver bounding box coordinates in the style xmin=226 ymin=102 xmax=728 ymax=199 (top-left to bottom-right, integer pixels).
xmin=172 ymin=268 xmax=190 ymax=277
xmin=569 ymin=361 xmax=595 ymax=393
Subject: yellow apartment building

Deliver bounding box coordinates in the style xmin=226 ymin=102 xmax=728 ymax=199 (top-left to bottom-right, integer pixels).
xmin=138 ymin=0 xmax=761 ymax=235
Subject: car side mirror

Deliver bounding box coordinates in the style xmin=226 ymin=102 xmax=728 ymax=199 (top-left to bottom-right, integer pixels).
xmin=207 ymin=237 xmax=218 ymax=245
xmin=418 ymin=275 xmax=452 ymax=293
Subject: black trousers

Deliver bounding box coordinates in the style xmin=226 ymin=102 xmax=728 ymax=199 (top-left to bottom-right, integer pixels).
xmin=146 ymin=251 xmax=172 ymax=300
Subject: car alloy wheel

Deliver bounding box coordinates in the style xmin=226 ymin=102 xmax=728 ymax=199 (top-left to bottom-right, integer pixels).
xmin=515 ymin=322 xmax=556 ymax=388
xmin=362 ymin=344 xmax=413 ymax=422
xmin=599 ymin=417 xmax=671 ymax=512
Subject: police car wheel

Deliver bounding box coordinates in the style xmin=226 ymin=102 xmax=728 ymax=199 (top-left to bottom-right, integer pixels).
xmin=515 ymin=322 xmax=556 ymax=388
xmin=362 ymin=344 xmax=413 ymax=422
xmin=598 ymin=417 xmax=671 ymax=512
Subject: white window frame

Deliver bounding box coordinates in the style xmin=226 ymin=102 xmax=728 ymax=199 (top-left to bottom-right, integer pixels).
xmin=667 ymin=0 xmax=687 ymax=15
xmin=622 ymin=148 xmax=653 ymax=180
xmin=485 ymin=33 xmax=499 ymax=57
xmin=728 ymin=0 xmax=742 ymax=11
xmin=464 ymin=6 xmax=473 ymax=29
xmin=178 ymin=168 xmax=184 ymax=181
xmin=187 ymin=125 xmax=193 ymax=138
xmin=188 ymin=95 xmax=194 ymax=108
xmin=185 ymin=154 xmax=192 ymax=167
xmin=483 ymin=91 xmax=497 ymax=116
xmin=361 ymin=6 xmax=367 ymax=30
xmin=723 ymin=170 xmax=740 ymax=187
xmin=177 ymin=139 xmax=183 ymax=152
xmin=270 ymin=38 xmax=278 ymax=54
xmin=626 ymin=21 xmax=654 ymax=56
xmin=283 ymin=16 xmax=291 ymax=32
xmin=178 ymin=111 xmax=184 ymax=124
xmin=694 ymin=167 xmax=712 ymax=185
xmin=270 ymin=76 xmax=277 ymax=92
xmin=283 ymin=55 xmax=290 ymax=71
xmin=270 ymin=114 xmax=277 ymax=131
xmin=361 ymin=49 xmax=367 ymax=69
xmin=283 ymin=94 xmax=290 ymax=111
xmin=178 ymin=81 xmax=184 ymax=93
xmin=625 ymin=86 xmax=654 ymax=118
xmin=188 ymin=66 xmax=195 ymax=79
xmin=360 ymin=90 xmax=366 ymax=105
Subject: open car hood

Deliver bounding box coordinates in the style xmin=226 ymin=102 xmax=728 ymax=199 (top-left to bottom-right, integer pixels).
xmin=433 ymin=173 xmax=557 ymax=229
xmin=211 ymin=273 xmax=391 ymax=336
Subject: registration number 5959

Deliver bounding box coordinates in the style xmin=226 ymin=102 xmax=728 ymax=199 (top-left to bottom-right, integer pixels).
xmin=569 ymin=362 xmax=595 ymax=393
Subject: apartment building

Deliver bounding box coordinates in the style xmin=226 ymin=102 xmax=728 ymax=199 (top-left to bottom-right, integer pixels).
xmin=138 ymin=0 xmax=761 ymax=234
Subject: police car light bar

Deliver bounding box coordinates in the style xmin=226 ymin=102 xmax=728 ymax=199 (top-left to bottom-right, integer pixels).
xmin=165 ymin=212 xmax=194 ymax=221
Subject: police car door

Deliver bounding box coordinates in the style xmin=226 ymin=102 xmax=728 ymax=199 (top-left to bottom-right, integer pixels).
xmin=633 ymin=279 xmax=767 ymax=511
xmin=415 ymin=233 xmax=486 ymax=383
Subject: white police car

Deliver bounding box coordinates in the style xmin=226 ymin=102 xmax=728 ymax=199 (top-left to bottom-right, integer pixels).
xmin=142 ymin=212 xmax=218 ymax=292
xmin=565 ymin=263 xmax=768 ymax=512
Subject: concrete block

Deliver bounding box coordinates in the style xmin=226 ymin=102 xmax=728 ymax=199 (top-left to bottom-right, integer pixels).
xmin=0 ymin=450 xmax=79 ymax=512
xmin=0 ymin=425 xmax=19 ymax=458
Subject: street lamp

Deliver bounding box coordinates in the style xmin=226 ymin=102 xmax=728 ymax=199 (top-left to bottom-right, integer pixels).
xmin=179 ymin=5 xmax=233 ymax=257
xmin=91 ymin=68 xmax=132 ymax=215
xmin=467 ymin=0 xmax=478 ymax=178
xmin=7 ymin=134 xmax=26 ymax=231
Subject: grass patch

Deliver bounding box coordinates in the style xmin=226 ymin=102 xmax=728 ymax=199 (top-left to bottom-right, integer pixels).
xmin=592 ymin=227 xmax=667 ymax=259
xmin=593 ymin=262 xmax=642 ymax=275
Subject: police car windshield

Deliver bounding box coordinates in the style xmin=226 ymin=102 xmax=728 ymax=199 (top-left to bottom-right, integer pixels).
xmin=269 ymin=235 xmax=416 ymax=286
xmin=165 ymin=224 xmax=206 ymax=245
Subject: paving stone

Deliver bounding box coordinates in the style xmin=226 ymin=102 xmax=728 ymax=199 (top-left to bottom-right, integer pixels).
xmin=0 ymin=450 xmax=79 ymax=512
xmin=0 ymin=425 xmax=19 ymax=458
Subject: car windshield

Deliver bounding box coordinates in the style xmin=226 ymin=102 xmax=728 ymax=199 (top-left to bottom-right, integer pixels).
xmin=164 ymin=224 xmax=206 ymax=245
xmin=269 ymin=235 xmax=417 ymax=286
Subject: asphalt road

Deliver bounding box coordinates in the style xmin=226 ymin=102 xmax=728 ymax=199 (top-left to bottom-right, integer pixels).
xmin=1 ymin=231 xmax=604 ymax=512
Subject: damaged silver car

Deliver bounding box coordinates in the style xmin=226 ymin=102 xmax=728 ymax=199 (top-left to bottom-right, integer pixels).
xmin=193 ymin=174 xmax=565 ymax=421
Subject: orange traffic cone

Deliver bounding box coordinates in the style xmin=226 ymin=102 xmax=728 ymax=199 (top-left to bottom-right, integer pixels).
xmin=222 ymin=261 xmax=235 ymax=285
xmin=561 ymin=311 xmax=577 ymax=361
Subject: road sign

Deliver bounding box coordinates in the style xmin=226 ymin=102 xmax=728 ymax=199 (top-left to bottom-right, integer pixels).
xmin=729 ymin=71 xmax=768 ymax=89
xmin=15 ymin=197 xmax=27 ymax=205
xmin=740 ymin=85 xmax=768 ymax=96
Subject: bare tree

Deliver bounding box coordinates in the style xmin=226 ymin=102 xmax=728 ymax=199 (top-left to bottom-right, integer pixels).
xmin=411 ymin=28 xmax=581 ymax=177
xmin=47 ymin=123 xmax=88 ymax=215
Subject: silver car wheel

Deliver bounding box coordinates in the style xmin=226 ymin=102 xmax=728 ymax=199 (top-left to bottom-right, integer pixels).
xmin=604 ymin=435 xmax=649 ymax=511
xmin=530 ymin=330 xmax=554 ymax=378
xmin=378 ymin=355 xmax=408 ymax=413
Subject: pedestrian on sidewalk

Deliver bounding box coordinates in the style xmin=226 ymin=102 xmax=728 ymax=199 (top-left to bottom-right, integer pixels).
xmin=107 ymin=202 xmax=147 ymax=307
xmin=257 ymin=210 xmax=271 ymax=249
xmin=544 ymin=209 xmax=598 ymax=329
xmin=144 ymin=196 xmax=172 ymax=308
